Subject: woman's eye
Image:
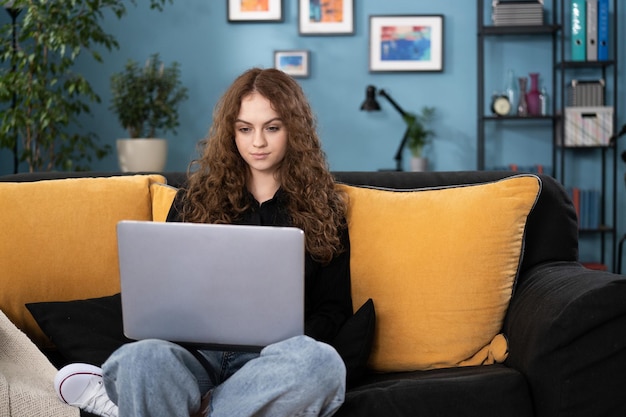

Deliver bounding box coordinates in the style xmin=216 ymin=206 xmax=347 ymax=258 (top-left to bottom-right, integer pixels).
xmin=238 ymin=127 xmax=251 ymax=133
xmin=267 ymin=125 xmax=280 ymax=132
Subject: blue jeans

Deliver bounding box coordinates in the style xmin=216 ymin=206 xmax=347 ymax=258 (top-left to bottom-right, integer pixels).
xmin=102 ymin=335 xmax=346 ymax=417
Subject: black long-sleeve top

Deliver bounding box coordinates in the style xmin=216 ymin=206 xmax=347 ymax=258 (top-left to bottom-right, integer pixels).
xmin=166 ymin=188 xmax=353 ymax=344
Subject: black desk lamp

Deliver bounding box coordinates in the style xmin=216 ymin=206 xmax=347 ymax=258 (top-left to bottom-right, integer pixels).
xmin=360 ymin=85 xmax=410 ymax=171
xmin=4 ymin=2 xmax=22 ymax=174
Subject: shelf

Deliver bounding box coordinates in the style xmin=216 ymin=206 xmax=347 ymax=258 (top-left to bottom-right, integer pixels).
xmin=557 ymin=144 xmax=616 ymax=150
xmin=580 ymin=226 xmax=615 ymax=233
xmin=556 ymin=60 xmax=616 ymax=69
xmin=482 ymin=115 xmax=557 ymax=121
xmin=480 ymin=24 xmax=561 ymax=36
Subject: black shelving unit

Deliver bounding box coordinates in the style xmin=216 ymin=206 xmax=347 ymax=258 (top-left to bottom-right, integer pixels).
xmin=476 ymin=0 xmax=560 ymax=171
xmin=477 ymin=0 xmax=619 ymax=271
xmin=554 ymin=0 xmax=618 ymax=271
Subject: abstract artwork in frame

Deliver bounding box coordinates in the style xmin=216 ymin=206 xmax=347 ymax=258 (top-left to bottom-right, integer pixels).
xmin=274 ymin=50 xmax=310 ymax=78
xmin=299 ymin=0 xmax=354 ymax=35
xmin=228 ymin=0 xmax=283 ymax=22
xmin=369 ymin=15 xmax=444 ymax=72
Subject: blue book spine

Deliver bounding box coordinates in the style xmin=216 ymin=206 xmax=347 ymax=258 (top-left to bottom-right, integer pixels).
xmin=597 ymin=0 xmax=609 ymax=61
xmin=571 ymin=0 xmax=587 ymax=61
xmin=580 ymin=189 xmax=588 ymax=229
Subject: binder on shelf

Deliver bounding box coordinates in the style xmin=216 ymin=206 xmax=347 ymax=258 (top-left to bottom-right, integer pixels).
xmin=586 ymin=0 xmax=598 ymax=61
xmin=597 ymin=0 xmax=609 ymax=61
xmin=571 ymin=0 xmax=586 ymax=61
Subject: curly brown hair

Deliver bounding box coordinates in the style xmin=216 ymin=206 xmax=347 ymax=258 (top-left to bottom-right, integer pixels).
xmin=183 ymin=68 xmax=347 ymax=263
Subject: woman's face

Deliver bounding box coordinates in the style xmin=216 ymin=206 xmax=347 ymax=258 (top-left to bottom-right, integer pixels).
xmin=234 ymin=92 xmax=288 ymax=178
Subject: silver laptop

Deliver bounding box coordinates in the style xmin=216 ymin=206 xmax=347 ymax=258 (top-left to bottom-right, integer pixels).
xmin=116 ymin=220 xmax=305 ymax=351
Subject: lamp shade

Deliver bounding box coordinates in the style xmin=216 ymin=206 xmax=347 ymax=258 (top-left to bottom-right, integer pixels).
xmin=360 ymin=85 xmax=381 ymax=111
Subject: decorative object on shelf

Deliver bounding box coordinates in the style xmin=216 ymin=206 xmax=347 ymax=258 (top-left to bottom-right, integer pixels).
xmin=274 ymin=50 xmax=310 ymax=78
xmin=568 ymin=79 xmax=605 ymax=106
xmin=526 ymin=72 xmax=542 ymax=116
xmin=562 ymin=106 xmax=613 ymax=147
xmin=492 ymin=0 xmax=543 ymax=26
xmin=540 ymin=86 xmax=549 ymax=115
xmin=227 ymin=0 xmax=283 ymax=22
xmin=491 ymin=94 xmax=511 ymax=117
xmin=504 ymin=68 xmax=518 ymax=115
xmin=360 ymin=85 xmax=435 ymax=172
xmin=298 ymin=0 xmax=354 ymax=35
xmin=368 ymin=15 xmax=444 ymax=73
xmin=110 ymin=53 xmax=189 ymax=172
xmin=517 ymin=76 xmax=528 ymax=116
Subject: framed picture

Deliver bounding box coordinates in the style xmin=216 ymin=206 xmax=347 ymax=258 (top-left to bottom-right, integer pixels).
xmin=298 ymin=0 xmax=354 ymax=35
xmin=369 ymin=15 xmax=444 ymax=72
xmin=274 ymin=50 xmax=310 ymax=78
xmin=227 ymin=0 xmax=283 ymax=22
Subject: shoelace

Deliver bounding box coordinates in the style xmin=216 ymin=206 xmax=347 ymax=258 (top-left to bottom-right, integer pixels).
xmin=83 ymin=380 xmax=119 ymax=417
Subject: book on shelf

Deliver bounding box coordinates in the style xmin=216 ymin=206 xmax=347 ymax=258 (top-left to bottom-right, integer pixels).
xmin=567 ymin=187 xmax=601 ymax=230
xmin=581 ymin=262 xmax=608 ymax=271
xmin=571 ymin=0 xmax=586 ymax=61
xmin=597 ymin=0 xmax=609 ymax=60
xmin=568 ymin=0 xmax=610 ymax=62
xmin=491 ymin=164 xmax=551 ymax=175
xmin=586 ymin=0 xmax=598 ymax=61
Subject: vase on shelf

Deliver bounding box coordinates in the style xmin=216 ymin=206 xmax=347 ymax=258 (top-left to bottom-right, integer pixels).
xmin=504 ymin=69 xmax=518 ymax=116
xmin=526 ymin=73 xmax=541 ymax=116
xmin=539 ymin=87 xmax=549 ymax=116
xmin=517 ymin=77 xmax=528 ymax=117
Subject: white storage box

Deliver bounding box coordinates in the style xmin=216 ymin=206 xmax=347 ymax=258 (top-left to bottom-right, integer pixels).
xmin=562 ymin=106 xmax=614 ymax=146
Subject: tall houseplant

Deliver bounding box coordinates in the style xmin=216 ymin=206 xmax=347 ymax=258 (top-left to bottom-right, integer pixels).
xmin=110 ymin=53 xmax=188 ymax=172
xmin=0 ymin=0 xmax=172 ymax=172
xmin=403 ymin=106 xmax=435 ymax=171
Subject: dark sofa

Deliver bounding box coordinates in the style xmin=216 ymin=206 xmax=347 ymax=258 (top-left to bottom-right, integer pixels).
xmin=1 ymin=170 xmax=626 ymax=417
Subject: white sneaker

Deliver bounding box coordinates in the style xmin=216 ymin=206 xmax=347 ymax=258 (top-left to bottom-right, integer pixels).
xmin=54 ymin=363 xmax=119 ymax=417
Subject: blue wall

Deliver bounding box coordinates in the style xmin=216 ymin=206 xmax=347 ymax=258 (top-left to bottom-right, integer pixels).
xmin=1 ymin=0 xmax=625 ymax=267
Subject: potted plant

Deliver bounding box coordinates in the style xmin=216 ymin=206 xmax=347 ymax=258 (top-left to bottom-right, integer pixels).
xmin=0 ymin=0 xmax=173 ymax=173
xmin=110 ymin=53 xmax=188 ymax=172
xmin=403 ymin=106 xmax=436 ymax=172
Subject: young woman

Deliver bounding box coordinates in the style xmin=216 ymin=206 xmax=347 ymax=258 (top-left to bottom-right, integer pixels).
xmin=54 ymin=67 xmax=353 ymax=417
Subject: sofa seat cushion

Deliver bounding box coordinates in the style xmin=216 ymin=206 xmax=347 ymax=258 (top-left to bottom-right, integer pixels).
xmin=337 ymin=175 xmax=541 ymax=372
xmin=0 ymin=175 xmax=168 ymax=347
xmin=335 ymin=365 xmax=534 ymax=417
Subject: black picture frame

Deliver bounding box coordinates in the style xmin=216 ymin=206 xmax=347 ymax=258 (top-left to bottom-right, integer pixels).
xmin=298 ymin=0 xmax=354 ymax=35
xmin=368 ymin=15 xmax=444 ymax=73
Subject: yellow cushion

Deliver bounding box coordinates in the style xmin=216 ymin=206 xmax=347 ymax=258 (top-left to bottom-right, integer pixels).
xmin=150 ymin=183 xmax=178 ymax=222
xmin=0 ymin=174 xmax=166 ymax=347
xmin=337 ymin=175 xmax=541 ymax=372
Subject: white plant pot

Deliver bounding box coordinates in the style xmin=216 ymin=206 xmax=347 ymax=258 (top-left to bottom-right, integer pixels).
xmin=410 ymin=156 xmax=428 ymax=172
xmin=116 ymin=138 xmax=167 ymax=172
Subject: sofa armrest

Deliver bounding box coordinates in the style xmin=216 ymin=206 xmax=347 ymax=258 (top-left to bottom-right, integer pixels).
xmin=504 ymin=261 xmax=626 ymax=417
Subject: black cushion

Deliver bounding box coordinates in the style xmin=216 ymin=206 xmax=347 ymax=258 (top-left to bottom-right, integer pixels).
xmin=332 ymin=298 xmax=375 ymax=387
xmin=26 ymin=294 xmax=131 ymax=366
xmin=27 ymin=293 xmax=376 ymax=389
